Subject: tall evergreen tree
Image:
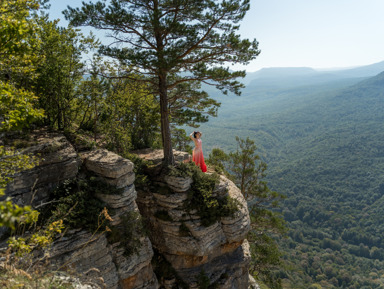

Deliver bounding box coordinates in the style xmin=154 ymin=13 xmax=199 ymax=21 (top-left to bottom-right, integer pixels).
xmin=64 ymin=0 xmax=259 ymax=165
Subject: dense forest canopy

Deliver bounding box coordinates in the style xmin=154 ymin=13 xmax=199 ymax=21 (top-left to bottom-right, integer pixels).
xmin=199 ymin=68 xmax=384 ymax=288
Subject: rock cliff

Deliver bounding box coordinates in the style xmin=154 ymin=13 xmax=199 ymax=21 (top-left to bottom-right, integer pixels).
xmin=3 ymin=132 xmax=253 ymax=288
xmin=135 ymin=150 xmax=251 ymax=288
xmin=4 ymin=132 xmax=157 ymax=289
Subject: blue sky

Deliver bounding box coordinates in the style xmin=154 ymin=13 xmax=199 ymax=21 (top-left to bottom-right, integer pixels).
xmin=49 ymin=0 xmax=384 ymax=72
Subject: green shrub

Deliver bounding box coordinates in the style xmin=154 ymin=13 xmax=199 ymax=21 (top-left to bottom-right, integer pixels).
xmin=162 ymin=161 xmax=240 ymax=227
xmin=181 ymin=164 xmax=240 ymax=227
xmin=166 ymin=161 xmax=196 ymax=178
xmin=107 ymin=211 xmax=146 ymax=256
xmin=40 ymin=177 xmax=112 ymax=231
xmin=197 ymin=269 xmax=210 ymax=289
xmin=123 ymin=152 xmax=152 ymax=190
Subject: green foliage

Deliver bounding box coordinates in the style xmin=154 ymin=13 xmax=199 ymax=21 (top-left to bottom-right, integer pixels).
xmin=171 ymin=127 xmax=193 ymax=154
xmin=8 ymin=219 xmax=64 ymax=257
xmin=249 ymin=231 xmax=283 ymax=289
xmin=72 ymin=56 xmax=106 ymax=140
xmin=174 ymin=162 xmax=239 ymax=227
xmin=197 ymin=269 xmax=211 ymax=289
xmin=206 ymin=148 xmax=229 ymax=175
xmin=206 ymin=136 xmax=286 ymax=287
xmin=169 ymin=80 xmax=221 ymax=128
xmin=32 ymin=15 xmax=96 ymax=130
xmin=0 ymin=191 xmax=34 ymax=231
xmin=70 ymin=61 xmax=161 ymax=153
xmin=40 ymin=177 xmax=111 ymax=231
xmin=0 ymin=1 xmax=42 ymax=236
xmin=167 ymin=161 xmax=196 ymax=178
xmin=63 ymin=130 xmax=97 ymax=152
xmin=122 ymin=152 xmax=153 ymax=190
xmin=229 ymin=137 xmax=270 ymax=200
xmin=0 ymin=145 xmax=39 ymax=188
xmin=101 ymin=70 xmax=161 ymax=151
xmin=0 ymin=0 xmax=45 ymax=131
xmin=0 ymin=0 xmax=41 ymax=79
xmin=164 ymin=161 xmax=239 ymax=226
xmin=0 ymin=81 xmax=44 ymax=131
xmin=107 ymin=211 xmax=146 ymax=257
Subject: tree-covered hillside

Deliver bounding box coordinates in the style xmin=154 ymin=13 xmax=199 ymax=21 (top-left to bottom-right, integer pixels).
xmin=199 ymin=71 xmax=384 ymax=288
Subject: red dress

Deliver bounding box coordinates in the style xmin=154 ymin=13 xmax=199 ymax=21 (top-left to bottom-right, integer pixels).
xmin=192 ymin=138 xmax=207 ymax=172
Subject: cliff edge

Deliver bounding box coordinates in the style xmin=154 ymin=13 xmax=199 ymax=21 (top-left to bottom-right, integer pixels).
xmin=3 ymin=131 xmax=253 ymax=288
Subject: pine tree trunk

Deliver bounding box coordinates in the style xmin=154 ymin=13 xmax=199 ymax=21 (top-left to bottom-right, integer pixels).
xmin=159 ymin=73 xmax=174 ymax=166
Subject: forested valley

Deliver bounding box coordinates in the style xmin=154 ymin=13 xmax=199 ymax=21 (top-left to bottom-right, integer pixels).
xmin=199 ymin=65 xmax=384 ymax=288
xmin=2 ymin=0 xmax=384 ymax=288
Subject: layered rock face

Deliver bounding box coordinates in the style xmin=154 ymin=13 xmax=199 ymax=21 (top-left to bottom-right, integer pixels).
xmin=135 ymin=150 xmax=252 ymax=288
xmin=81 ymin=149 xmax=158 ymax=289
xmin=5 ymin=131 xmax=80 ymax=207
xmin=4 ymin=134 xmax=253 ymax=288
xmin=4 ymin=134 xmax=157 ymax=289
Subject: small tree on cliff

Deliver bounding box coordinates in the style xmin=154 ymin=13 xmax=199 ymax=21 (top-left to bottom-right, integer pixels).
xmin=64 ymin=0 xmax=260 ymax=166
xmin=229 ymin=137 xmax=286 ymax=287
xmin=207 ymin=137 xmax=286 ymax=287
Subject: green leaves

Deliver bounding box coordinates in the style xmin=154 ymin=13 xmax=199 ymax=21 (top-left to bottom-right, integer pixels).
xmin=0 ymin=0 xmax=45 ymax=132
xmin=0 ymin=145 xmax=39 ymax=188
xmin=0 ymin=192 xmax=33 ymax=231
xmin=32 ymin=16 xmax=94 ymax=130
xmin=0 ymin=81 xmax=44 ymax=131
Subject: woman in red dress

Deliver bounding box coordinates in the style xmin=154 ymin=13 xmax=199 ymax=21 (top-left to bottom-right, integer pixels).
xmin=190 ymin=131 xmax=207 ymax=172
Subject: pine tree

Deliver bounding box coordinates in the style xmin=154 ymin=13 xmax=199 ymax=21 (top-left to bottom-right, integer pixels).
xmin=64 ymin=0 xmax=259 ymax=165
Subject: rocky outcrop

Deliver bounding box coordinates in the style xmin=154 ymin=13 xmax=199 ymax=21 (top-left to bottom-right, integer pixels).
xmin=135 ymin=150 xmax=252 ymax=288
xmin=4 ymin=134 xmax=254 ymax=289
xmin=47 ymin=229 xmax=117 ymax=288
xmin=5 ymin=131 xmax=80 ymax=207
xmin=4 ymin=135 xmax=157 ymax=289
xmin=81 ymin=149 xmax=157 ymax=289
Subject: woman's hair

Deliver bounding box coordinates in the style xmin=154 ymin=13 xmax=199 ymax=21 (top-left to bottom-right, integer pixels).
xmin=193 ymin=131 xmax=201 ymax=138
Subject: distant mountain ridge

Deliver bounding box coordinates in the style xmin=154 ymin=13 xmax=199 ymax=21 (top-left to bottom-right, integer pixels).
xmin=242 ymin=60 xmax=384 ymax=87
xmin=333 ymin=60 xmax=384 ymax=78
xmin=356 ymin=70 xmax=384 ymax=86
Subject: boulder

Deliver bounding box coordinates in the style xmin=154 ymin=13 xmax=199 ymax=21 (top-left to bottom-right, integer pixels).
xmin=83 ymin=149 xmax=134 ymax=179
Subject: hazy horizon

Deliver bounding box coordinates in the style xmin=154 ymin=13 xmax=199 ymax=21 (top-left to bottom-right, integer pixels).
xmin=48 ymin=0 xmax=384 ymax=72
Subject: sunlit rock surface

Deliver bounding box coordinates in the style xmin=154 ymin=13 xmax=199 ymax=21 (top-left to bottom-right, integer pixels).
xmin=135 ymin=149 xmax=252 ymax=288
xmin=4 ymin=135 xmax=158 ymax=289
xmin=5 ymin=131 xmax=80 ymax=207
xmin=4 ymin=134 xmax=254 ymax=288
